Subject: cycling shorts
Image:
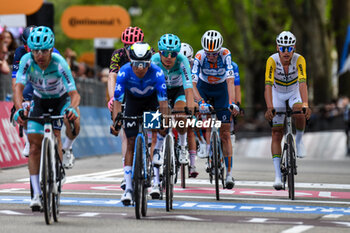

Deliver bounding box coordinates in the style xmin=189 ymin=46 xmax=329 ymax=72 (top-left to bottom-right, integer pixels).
xmin=27 ymin=93 xmax=71 ymax=134
xmin=272 ymin=89 xmax=302 ymax=127
xmin=167 ymin=86 xmax=186 ymax=108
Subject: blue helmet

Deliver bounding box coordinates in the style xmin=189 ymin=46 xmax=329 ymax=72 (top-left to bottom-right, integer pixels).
xmin=21 ymin=25 xmax=36 ymax=45
xmin=27 ymin=26 xmax=55 ymax=50
xmin=158 ymin=34 xmax=181 ymax=52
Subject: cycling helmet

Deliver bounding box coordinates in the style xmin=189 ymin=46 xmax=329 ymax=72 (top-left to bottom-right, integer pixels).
xmin=121 ymin=27 xmax=144 ymax=45
xmin=276 ymin=31 xmax=296 ymax=46
xmin=201 ymin=30 xmax=223 ymax=52
xmin=27 ymin=26 xmax=54 ymax=50
xmin=180 ymin=43 xmax=194 ymax=60
xmin=21 ymin=25 xmax=36 ymax=45
xmin=158 ymin=34 xmax=181 ymax=52
xmin=129 ymin=42 xmax=152 ymax=61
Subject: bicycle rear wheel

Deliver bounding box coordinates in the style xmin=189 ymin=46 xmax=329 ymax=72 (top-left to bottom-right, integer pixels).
xmin=134 ymin=137 xmax=144 ymax=219
xmin=142 ymin=144 xmax=151 ymax=217
xmin=42 ymin=138 xmax=53 ymax=225
xmin=212 ymin=132 xmax=220 ymax=200
xmin=287 ymin=135 xmax=295 ymax=200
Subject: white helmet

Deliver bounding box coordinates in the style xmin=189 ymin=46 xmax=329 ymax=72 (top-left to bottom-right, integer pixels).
xmin=276 ymin=31 xmax=296 ymax=46
xmin=201 ymin=30 xmax=223 ymax=52
xmin=180 ymin=43 xmax=194 ymax=60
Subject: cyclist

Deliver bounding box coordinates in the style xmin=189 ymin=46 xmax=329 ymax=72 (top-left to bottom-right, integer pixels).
xmin=150 ymin=35 xmax=196 ymax=197
xmin=11 ymin=26 xmax=79 ymax=169
xmin=230 ymin=60 xmax=242 ymax=154
xmin=13 ymin=26 xmax=80 ymax=209
xmin=110 ymin=42 xmax=168 ymax=205
xmin=192 ymin=30 xmax=239 ymax=189
xmin=264 ymin=31 xmax=311 ymax=190
xmin=107 ymin=26 xmax=144 ymax=190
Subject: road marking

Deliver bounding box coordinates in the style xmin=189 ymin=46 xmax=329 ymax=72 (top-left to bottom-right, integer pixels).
xmin=281 ymin=225 xmax=314 ymax=233
xmin=332 ymin=222 xmax=350 ymax=227
xmin=0 ymin=210 xmax=27 ymax=215
xmin=1 ymin=196 xmax=350 ymax=215
xmin=147 ymin=215 xmax=205 ymax=221
xmin=321 ymin=214 xmax=343 ymax=219
xmin=76 ymin=212 xmax=100 ymax=217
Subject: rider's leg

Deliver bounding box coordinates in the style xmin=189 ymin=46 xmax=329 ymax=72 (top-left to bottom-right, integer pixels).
xmin=174 ymin=100 xmax=189 ymax=164
xmin=62 ymin=108 xmax=80 ymax=168
xmin=271 ymin=126 xmax=284 ymax=189
xmin=293 ymin=103 xmax=306 ymax=158
xmin=220 ymin=123 xmax=232 ymax=176
xmin=124 ymin=137 xmax=135 ymax=191
xmin=28 ymin=133 xmax=44 ymax=199
xmin=188 ymin=127 xmax=198 ymax=177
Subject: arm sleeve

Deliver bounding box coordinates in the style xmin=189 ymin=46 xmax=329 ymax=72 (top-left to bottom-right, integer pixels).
xmin=297 ymin=55 xmax=307 ymax=83
xmin=15 ymin=53 xmax=31 ymax=85
xmin=224 ymin=50 xmax=235 ymax=79
xmin=58 ymin=55 xmax=77 ymax=92
xmin=109 ymin=50 xmax=122 ymax=73
xmin=180 ymin=56 xmax=193 ymax=89
xmin=191 ymin=54 xmax=201 ymax=83
xmin=232 ymin=61 xmax=240 ymax=86
xmin=155 ymin=69 xmax=168 ymax=102
xmin=114 ymin=70 xmax=127 ymax=102
xmin=265 ymin=56 xmax=275 ymax=86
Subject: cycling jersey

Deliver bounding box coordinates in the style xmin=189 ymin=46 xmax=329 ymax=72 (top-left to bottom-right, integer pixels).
xmin=16 ymin=52 xmax=76 ymax=99
xmin=109 ymin=48 xmax=129 ymax=74
xmin=192 ymin=47 xmax=234 ymax=84
xmin=232 ymin=61 xmax=240 ymax=86
xmin=114 ymin=63 xmax=167 ymax=102
xmin=265 ymin=52 xmax=306 ymax=93
xmin=151 ymin=53 xmax=193 ymax=89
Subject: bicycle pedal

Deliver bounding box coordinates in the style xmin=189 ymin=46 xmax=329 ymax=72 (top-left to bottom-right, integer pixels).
xmin=122 ymin=200 xmax=131 ymax=206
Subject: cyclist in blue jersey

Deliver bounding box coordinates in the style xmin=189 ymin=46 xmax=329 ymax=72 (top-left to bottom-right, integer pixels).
xmin=192 ymin=30 xmax=239 ymax=189
xmin=13 ymin=26 xmax=80 ymax=209
xmin=230 ymin=60 xmax=242 ymax=149
xmin=110 ymin=42 xmax=168 ymax=204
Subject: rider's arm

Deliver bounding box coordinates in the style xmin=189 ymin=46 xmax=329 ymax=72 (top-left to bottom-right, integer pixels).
xmin=264 ymin=56 xmax=275 ymax=109
xmin=108 ymin=72 xmax=117 ymax=99
xmin=297 ymin=56 xmax=308 ymax=107
xmin=224 ymin=51 xmax=235 ymax=104
xmin=14 ymin=83 xmax=24 ymax=110
xmin=14 ymin=53 xmax=31 ymax=110
xmin=68 ymin=90 xmax=80 ymax=109
xmin=108 ymin=50 xmax=122 ymax=99
xmin=191 ymin=55 xmax=203 ymax=102
xmin=232 ymin=61 xmax=241 ymax=104
xmin=180 ymin=55 xmax=195 ymax=110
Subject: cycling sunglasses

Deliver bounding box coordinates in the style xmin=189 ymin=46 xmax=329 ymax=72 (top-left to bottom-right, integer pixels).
xmin=131 ymin=60 xmax=151 ymax=69
xmin=205 ymin=51 xmax=219 ymax=57
xmin=160 ymin=50 xmax=178 ymax=58
xmin=32 ymin=49 xmax=51 ymax=55
xmin=279 ymin=46 xmax=294 ymax=53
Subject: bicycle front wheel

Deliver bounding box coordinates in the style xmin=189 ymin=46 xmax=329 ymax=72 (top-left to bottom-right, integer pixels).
xmin=212 ymin=132 xmax=220 ymax=200
xmin=164 ymin=135 xmax=174 ymax=211
xmin=134 ymin=137 xmax=144 ymax=219
xmin=42 ymin=138 xmax=53 ymax=225
xmin=52 ymin=145 xmax=61 ymax=222
xmin=287 ymin=135 xmax=295 ymax=200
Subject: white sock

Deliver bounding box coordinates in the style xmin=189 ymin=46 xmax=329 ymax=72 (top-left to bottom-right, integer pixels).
xmin=155 ymin=133 xmax=164 ymax=150
xmin=226 ymin=169 xmax=232 ymax=178
xmin=153 ymin=167 xmax=159 ymax=185
xmin=63 ymin=138 xmax=75 ymax=150
xmin=189 ymin=150 xmax=196 ymax=167
xmin=179 ymin=132 xmax=187 ymax=147
xmin=295 ymin=129 xmax=304 ymax=145
xmin=23 ymin=130 xmax=29 ymax=144
xmin=30 ymin=175 xmax=41 ymax=196
xmin=124 ymin=166 xmax=132 ymax=191
xmin=273 ymin=157 xmax=282 ymax=179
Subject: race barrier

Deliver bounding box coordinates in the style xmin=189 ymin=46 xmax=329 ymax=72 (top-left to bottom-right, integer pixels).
xmin=0 ymin=102 xmax=121 ymax=168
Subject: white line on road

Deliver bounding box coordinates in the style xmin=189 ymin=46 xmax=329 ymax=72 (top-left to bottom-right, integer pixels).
xmin=321 ymin=214 xmax=344 ymax=219
xmin=281 ymin=225 xmax=314 ymax=233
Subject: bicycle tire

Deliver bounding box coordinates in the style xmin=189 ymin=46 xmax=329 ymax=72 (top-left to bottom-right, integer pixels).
xmin=134 ymin=137 xmax=144 ymax=219
xmin=142 ymin=143 xmax=150 ymax=217
xmin=42 ymin=138 xmax=53 ymax=225
xmin=164 ymin=135 xmax=171 ymax=211
xmin=287 ymin=134 xmax=295 ymax=200
xmin=180 ymin=164 xmax=186 ymax=189
xmin=52 ymin=146 xmax=61 ymax=222
xmin=212 ymin=132 xmax=220 ymax=200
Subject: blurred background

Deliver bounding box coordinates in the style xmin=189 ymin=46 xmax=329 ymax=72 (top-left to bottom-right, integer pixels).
xmin=1 ymin=0 xmax=350 ymax=158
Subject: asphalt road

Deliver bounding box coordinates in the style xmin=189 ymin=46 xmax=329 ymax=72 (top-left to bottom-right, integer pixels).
xmin=1 ymin=153 xmax=350 ymax=233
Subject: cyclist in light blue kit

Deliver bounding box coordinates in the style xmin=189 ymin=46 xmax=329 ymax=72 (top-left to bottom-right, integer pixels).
xmin=13 ymin=26 xmax=80 ymax=209
xmin=192 ymin=30 xmax=239 ymax=189
xmin=110 ymin=42 xmax=168 ymax=204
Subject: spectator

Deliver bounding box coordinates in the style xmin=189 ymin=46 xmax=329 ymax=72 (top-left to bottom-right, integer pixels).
xmin=0 ymin=40 xmax=10 ymax=74
xmin=64 ymin=48 xmax=79 ymax=78
xmin=2 ymin=30 xmax=17 ymax=65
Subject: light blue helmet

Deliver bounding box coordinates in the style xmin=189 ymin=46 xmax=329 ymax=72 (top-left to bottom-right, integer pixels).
xmin=27 ymin=26 xmax=55 ymax=50
xmin=158 ymin=34 xmax=181 ymax=52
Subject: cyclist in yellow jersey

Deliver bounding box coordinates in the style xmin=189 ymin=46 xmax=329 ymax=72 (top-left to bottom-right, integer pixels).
xmin=264 ymin=31 xmax=311 ymax=190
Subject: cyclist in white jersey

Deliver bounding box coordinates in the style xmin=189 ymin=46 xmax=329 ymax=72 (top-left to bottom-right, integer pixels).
xmin=192 ymin=30 xmax=239 ymax=189
xmin=13 ymin=27 xmax=80 ymax=209
xmin=264 ymin=31 xmax=311 ymax=190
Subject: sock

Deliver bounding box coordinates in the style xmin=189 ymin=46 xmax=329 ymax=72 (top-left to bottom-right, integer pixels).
xmin=23 ymin=130 xmax=29 ymax=144
xmin=273 ymin=156 xmax=282 ymax=179
xmin=124 ymin=166 xmax=132 ymax=191
xmin=63 ymin=138 xmax=75 ymax=150
xmin=207 ymin=144 xmax=210 ymax=154
xmin=155 ymin=133 xmax=164 ymax=150
xmin=189 ymin=150 xmax=196 ymax=167
xmin=153 ymin=167 xmax=159 ymax=185
xmin=295 ymin=129 xmax=304 ymax=146
xmin=179 ymin=132 xmax=187 ymax=147
xmin=30 ymin=175 xmax=41 ymax=196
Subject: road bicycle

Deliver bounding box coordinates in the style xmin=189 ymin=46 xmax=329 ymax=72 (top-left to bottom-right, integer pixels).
xmin=23 ymin=113 xmax=65 ymax=225
xmin=274 ymin=101 xmax=305 ymax=200
xmin=114 ymin=114 xmax=152 ymax=219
